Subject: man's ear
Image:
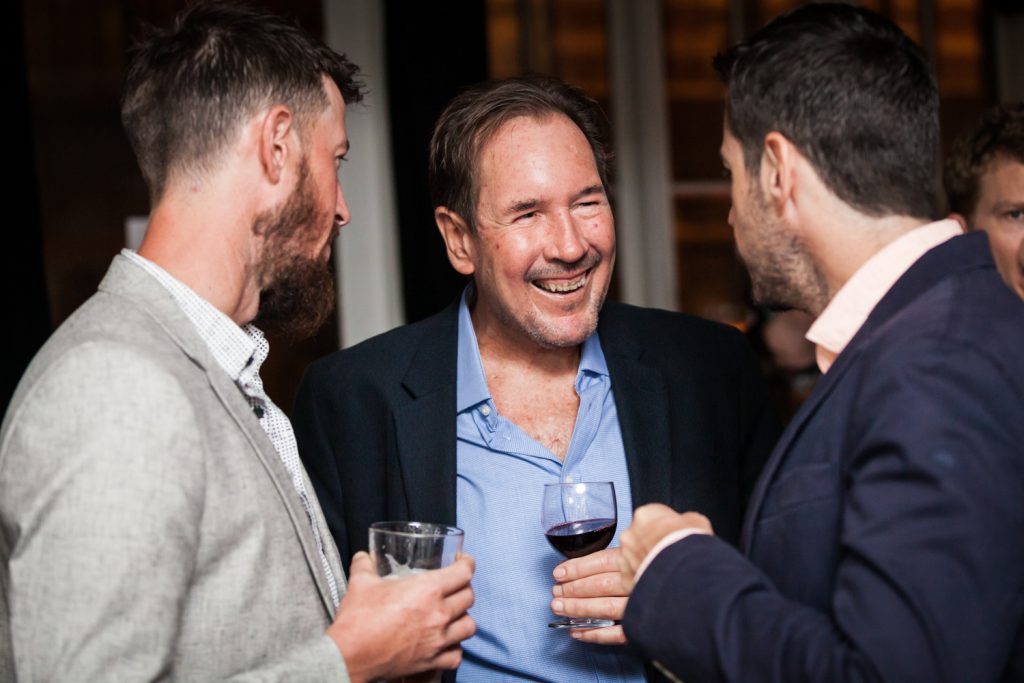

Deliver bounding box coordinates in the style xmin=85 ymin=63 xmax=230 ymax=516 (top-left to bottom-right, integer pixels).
xmin=435 ymin=207 xmax=476 ymax=276
xmin=258 ymin=105 xmax=296 ymax=185
xmin=949 ymin=212 xmax=970 ymax=232
xmin=761 ymin=132 xmax=798 ymax=215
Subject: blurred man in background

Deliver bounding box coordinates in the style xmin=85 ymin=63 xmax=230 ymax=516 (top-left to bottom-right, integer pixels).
xmin=945 ymin=102 xmax=1024 ymax=298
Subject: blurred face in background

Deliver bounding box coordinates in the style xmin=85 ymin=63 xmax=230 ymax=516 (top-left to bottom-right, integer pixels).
xmin=965 ymin=157 xmax=1024 ymax=298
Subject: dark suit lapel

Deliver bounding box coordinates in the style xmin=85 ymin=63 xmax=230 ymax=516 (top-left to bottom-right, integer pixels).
xmin=394 ymin=303 xmax=460 ymax=526
xmin=600 ymin=305 xmax=673 ymax=508
xmin=740 ymin=232 xmax=990 ymax=552
xmin=739 ymin=347 xmax=857 ymax=552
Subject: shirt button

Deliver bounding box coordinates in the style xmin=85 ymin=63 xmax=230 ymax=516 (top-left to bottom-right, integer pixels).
xmin=480 ymin=405 xmax=491 ymax=417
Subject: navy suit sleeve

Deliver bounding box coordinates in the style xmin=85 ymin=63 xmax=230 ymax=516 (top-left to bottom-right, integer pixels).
xmin=623 ymin=341 xmax=1024 ymax=683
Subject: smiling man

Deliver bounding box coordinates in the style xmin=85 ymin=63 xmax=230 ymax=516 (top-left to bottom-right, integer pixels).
xmin=293 ymin=76 xmax=779 ymax=682
xmin=0 ymin=4 xmax=475 ymax=681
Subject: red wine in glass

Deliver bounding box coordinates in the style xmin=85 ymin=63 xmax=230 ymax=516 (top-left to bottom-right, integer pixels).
xmin=542 ymin=482 xmax=618 ymax=629
xmin=545 ymin=518 xmax=617 ymax=559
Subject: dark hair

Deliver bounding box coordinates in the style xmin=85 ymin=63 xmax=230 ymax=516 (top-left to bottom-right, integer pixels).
xmin=944 ymin=103 xmax=1024 ymax=217
xmin=428 ymin=75 xmax=611 ymax=230
xmin=714 ymin=3 xmax=940 ymax=219
xmin=121 ymin=1 xmax=363 ymax=203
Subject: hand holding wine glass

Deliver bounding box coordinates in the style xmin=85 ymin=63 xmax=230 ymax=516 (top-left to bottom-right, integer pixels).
xmin=542 ymin=482 xmax=618 ymax=629
xmin=549 ymin=547 xmax=630 ymax=644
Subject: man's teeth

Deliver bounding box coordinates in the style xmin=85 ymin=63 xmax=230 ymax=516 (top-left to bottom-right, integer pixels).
xmin=536 ymin=273 xmax=587 ymax=293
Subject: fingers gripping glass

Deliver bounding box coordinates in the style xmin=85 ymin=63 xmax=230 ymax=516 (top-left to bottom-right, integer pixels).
xmin=542 ymin=482 xmax=617 ymax=629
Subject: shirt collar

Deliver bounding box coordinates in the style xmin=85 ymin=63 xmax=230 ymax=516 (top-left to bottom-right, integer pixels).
xmin=456 ymin=287 xmax=492 ymax=413
xmin=121 ymin=249 xmax=263 ymax=383
xmin=805 ymin=219 xmax=962 ymax=373
xmin=455 ymin=285 xmax=609 ymax=412
xmin=578 ymin=328 xmax=609 ymax=378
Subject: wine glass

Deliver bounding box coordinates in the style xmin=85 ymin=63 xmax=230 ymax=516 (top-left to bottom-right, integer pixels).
xmin=541 ymin=481 xmax=617 ymax=629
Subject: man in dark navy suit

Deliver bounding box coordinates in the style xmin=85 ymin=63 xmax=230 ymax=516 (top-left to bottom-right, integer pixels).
xmin=618 ymin=4 xmax=1024 ymax=683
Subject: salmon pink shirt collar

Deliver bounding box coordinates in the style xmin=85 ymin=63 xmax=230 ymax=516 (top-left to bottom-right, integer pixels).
xmin=806 ymin=219 xmax=963 ymax=373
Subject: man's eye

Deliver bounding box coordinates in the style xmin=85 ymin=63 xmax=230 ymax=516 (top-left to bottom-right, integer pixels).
xmin=1006 ymin=209 xmax=1023 ymax=221
xmin=722 ymin=168 xmax=732 ymax=180
xmin=516 ymin=211 xmax=537 ymax=221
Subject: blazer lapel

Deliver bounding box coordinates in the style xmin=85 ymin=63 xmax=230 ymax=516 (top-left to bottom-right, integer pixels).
xmin=600 ymin=305 xmax=673 ymax=508
xmin=739 ymin=346 xmax=857 ymax=552
xmin=206 ymin=371 xmax=341 ymax=615
xmin=740 ymin=232 xmax=990 ymax=553
xmin=394 ymin=303 xmax=460 ymax=526
xmin=101 ymin=256 xmax=341 ymax=617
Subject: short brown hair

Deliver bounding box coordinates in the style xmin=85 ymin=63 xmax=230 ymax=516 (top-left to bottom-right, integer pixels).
xmin=944 ymin=103 xmax=1024 ymax=218
xmin=714 ymin=3 xmax=940 ymax=221
xmin=428 ymin=76 xmax=611 ymax=231
xmin=121 ymin=1 xmax=363 ymax=204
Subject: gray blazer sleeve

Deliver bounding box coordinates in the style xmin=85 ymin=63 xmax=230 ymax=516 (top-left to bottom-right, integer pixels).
xmin=0 ymin=343 xmax=347 ymax=682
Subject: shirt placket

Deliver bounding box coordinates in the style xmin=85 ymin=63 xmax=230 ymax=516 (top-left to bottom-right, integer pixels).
xmin=240 ymin=356 xmax=341 ymax=609
xmin=561 ymin=372 xmax=605 ymax=482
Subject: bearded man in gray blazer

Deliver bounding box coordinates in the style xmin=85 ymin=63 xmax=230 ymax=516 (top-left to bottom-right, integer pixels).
xmin=0 ymin=4 xmax=474 ymax=681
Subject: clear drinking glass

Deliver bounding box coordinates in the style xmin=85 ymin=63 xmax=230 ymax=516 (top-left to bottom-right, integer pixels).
xmin=368 ymin=521 xmax=464 ymax=579
xmin=368 ymin=522 xmax=464 ymax=683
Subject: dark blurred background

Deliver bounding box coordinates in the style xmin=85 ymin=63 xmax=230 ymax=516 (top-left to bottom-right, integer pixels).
xmin=8 ymin=0 xmax=1023 ymax=422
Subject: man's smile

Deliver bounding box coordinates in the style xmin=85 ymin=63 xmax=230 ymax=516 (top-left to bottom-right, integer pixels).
xmin=532 ymin=269 xmax=591 ymax=294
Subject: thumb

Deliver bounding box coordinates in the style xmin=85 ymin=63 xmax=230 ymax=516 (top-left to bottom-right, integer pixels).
xmin=348 ymin=551 xmax=376 ymax=577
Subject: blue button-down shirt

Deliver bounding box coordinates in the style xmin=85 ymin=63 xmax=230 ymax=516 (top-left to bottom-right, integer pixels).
xmin=455 ymin=291 xmax=647 ymax=683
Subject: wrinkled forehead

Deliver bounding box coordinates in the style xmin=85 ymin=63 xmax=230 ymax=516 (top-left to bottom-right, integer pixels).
xmin=474 ymin=112 xmax=565 ymax=166
xmin=479 ymin=114 xmax=600 ymax=198
xmin=468 ymin=113 xmax=571 ymax=201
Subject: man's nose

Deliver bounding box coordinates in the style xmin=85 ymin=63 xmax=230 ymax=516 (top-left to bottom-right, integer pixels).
xmin=335 ymin=180 xmax=350 ymax=227
xmin=546 ymin=211 xmax=587 ymax=263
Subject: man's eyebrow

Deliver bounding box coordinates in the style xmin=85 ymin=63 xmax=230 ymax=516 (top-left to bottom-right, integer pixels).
xmin=570 ymin=185 xmax=606 ymax=203
xmin=507 ymin=198 xmax=540 ymax=213
xmin=992 ymin=200 xmax=1024 ymax=212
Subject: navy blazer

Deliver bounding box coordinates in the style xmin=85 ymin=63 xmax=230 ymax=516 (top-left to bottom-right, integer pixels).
xmin=293 ymin=300 xmax=779 ymax=571
xmin=623 ymin=232 xmax=1024 ymax=683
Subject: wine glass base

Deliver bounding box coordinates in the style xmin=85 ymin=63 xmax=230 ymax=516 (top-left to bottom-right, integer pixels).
xmin=548 ymin=617 xmax=616 ymax=629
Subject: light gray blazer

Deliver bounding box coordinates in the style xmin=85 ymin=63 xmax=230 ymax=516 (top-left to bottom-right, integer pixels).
xmin=0 ymin=255 xmax=350 ymax=682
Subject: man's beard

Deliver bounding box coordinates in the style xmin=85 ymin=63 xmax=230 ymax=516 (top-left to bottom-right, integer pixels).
xmin=740 ymin=188 xmax=828 ymax=315
xmin=746 ymin=232 xmax=813 ymax=311
xmin=251 ymin=160 xmax=336 ymax=340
